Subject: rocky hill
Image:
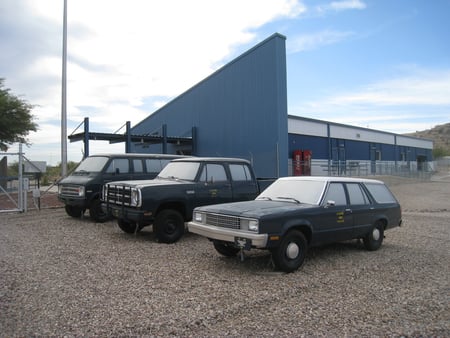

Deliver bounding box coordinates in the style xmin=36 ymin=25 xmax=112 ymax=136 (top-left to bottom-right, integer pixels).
xmin=406 ymin=123 xmax=450 ymax=157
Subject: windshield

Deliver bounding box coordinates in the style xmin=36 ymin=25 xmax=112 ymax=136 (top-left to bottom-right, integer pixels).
xmin=257 ymin=179 xmax=326 ymax=205
xmin=74 ymin=156 xmax=109 ymax=173
xmin=157 ymin=161 xmax=200 ymax=181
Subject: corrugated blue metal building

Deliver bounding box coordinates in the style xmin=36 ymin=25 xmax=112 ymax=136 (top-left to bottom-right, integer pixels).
xmin=130 ymin=33 xmax=433 ymax=177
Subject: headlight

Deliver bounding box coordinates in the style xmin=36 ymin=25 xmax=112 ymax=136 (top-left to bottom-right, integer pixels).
xmin=241 ymin=218 xmax=259 ymax=232
xmin=193 ymin=211 xmax=204 ymax=223
xmin=130 ymin=189 xmax=141 ymax=207
xmin=248 ymin=219 xmax=259 ymax=232
xmin=77 ymin=186 xmax=85 ymax=197
xmin=102 ymin=185 xmax=107 ymax=200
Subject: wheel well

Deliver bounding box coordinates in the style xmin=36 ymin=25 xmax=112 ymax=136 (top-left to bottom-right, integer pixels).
xmin=377 ymin=218 xmax=388 ymax=229
xmin=156 ymin=202 xmax=186 ymax=219
xmin=87 ymin=193 xmax=101 ymax=204
xmin=287 ymin=225 xmax=312 ymax=244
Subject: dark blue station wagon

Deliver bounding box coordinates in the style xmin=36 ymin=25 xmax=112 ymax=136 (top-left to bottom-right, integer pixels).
xmin=188 ymin=177 xmax=402 ymax=272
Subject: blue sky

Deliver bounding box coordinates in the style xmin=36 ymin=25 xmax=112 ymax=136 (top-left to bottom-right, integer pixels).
xmin=1 ymin=0 xmax=449 ymax=165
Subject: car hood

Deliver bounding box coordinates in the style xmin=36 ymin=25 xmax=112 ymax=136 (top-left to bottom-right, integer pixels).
xmin=59 ymin=173 xmax=99 ymax=185
xmin=197 ymin=200 xmax=316 ymax=218
xmin=106 ymin=177 xmax=192 ymax=189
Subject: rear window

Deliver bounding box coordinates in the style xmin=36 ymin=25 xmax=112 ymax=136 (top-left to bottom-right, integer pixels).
xmin=364 ymin=183 xmax=397 ymax=204
xmin=229 ymin=164 xmax=253 ymax=181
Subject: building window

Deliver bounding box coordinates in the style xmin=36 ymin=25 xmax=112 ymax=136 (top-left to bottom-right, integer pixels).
xmin=375 ymin=150 xmax=381 ymax=161
xmin=400 ymin=152 xmax=406 ymax=161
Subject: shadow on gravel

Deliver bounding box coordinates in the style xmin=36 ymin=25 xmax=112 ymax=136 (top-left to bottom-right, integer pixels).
xmin=211 ymin=240 xmax=376 ymax=274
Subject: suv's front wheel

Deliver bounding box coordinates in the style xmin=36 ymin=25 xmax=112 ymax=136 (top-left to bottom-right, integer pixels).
xmin=89 ymin=198 xmax=109 ymax=223
xmin=65 ymin=205 xmax=84 ymax=218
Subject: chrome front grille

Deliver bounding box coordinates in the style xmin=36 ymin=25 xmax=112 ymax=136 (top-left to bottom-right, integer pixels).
xmin=104 ymin=184 xmax=132 ymax=206
xmin=60 ymin=185 xmax=81 ymax=197
xmin=205 ymin=213 xmax=241 ymax=230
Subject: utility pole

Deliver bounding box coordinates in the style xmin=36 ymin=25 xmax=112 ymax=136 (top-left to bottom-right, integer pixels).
xmin=61 ymin=0 xmax=68 ymax=177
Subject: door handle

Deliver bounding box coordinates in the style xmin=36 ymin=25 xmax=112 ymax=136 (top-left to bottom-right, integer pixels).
xmin=345 ymin=209 xmax=352 ymax=214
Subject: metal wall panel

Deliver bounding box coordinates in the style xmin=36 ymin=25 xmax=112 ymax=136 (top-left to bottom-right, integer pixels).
xmin=130 ymin=33 xmax=288 ymax=178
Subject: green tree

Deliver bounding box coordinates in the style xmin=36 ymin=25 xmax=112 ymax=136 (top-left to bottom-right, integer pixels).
xmin=0 ymin=79 xmax=38 ymax=151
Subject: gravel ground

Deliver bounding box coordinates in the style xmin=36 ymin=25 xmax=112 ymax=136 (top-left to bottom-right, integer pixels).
xmin=0 ymin=178 xmax=449 ymax=337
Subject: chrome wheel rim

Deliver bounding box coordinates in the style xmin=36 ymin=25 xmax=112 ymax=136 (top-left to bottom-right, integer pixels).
xmin=372 ymin=228 xmax=381 ymax=241
xmin=286 ymin=242 xmax=299 ymax=259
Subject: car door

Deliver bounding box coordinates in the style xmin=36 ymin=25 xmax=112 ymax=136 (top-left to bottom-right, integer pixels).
xmin=315 ymin=182 xmax=353 ymax=244
xmin=195 ymin=163 xmax=233 ymax=207
xmin=345 ymin=183 xmax=373 ymax=238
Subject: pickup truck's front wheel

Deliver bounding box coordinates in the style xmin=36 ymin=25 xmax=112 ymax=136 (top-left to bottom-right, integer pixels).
xmin=271 ymin=230 xmax=307 ymax=273
xmin=154 ymin=209 xmax=185 ymax=243
xmin=213 ymin=240 xmax=240 ymax=257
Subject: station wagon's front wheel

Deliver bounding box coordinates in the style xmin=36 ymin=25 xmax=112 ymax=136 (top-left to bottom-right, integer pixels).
xmin=271 ymin=230 xmax=307 ymax=273
xmin=363 ymin=221 xmax=384 ymax=251
xmin=154 ymin=209 xmax=185 ymax=244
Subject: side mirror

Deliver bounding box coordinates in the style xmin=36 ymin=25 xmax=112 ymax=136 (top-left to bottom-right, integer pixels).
xmin=325 ymin=200 xmax=336 ymax=207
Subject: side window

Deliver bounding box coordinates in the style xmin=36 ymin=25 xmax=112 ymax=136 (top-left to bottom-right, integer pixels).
xmin=323 ymin=183 xmax=347 ymax=206
xmin=199 ymin=164 xmax=228 ymax=183
xmin=229 ymin=164 xmax=252 ymax=181
xmin=106 ymin=159 xmax=129 ymax=174
xmin=133 ymin=159 xmax=144 ymax=173
xmin=365 ymin=183 xmax=397 ymax=203
xmin=347 ymin=183 xmax=369 ymax=205
xmin=160 ymin=159 xmax=171 ymax=169
xmin=146 ymin=159 xmax=162 ymax=173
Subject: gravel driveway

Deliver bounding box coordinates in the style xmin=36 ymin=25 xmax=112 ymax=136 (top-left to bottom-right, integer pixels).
xmin=0 ymin=179 xmax=449 ymax=337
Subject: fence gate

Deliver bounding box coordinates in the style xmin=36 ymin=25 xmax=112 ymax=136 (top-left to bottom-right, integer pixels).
xmin=0 ymin=144 xmax=26 ymax=213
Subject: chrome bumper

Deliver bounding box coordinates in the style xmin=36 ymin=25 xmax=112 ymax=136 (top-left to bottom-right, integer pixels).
xmin=188 ymin=221 xmax=268 ymax=248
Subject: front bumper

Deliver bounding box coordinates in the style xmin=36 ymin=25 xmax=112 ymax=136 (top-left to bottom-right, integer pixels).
xmin=188 ymin=221 xmax=268 ymax=248
xmin=58 ymin=195 xmax=88 ymax=208
xmin=102 ymin=203 xmax=153 ymax=224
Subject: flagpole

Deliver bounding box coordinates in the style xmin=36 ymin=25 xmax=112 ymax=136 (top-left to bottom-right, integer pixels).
xmin=61 ymin=0 xmax=68 ymax=177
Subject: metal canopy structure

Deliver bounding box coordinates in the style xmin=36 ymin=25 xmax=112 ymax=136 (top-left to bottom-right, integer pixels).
xmin=68 ymin=118 xmax=194 ymax=158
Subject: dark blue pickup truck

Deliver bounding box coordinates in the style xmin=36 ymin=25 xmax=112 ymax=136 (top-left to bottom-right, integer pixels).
xmin=102 ymin=157 xmax=275 ymax=243
xmin=188 ymin=176 xmax=402 ymax=272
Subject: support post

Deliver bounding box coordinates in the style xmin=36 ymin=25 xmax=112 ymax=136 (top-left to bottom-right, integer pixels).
xmin=162 ymin=124 xmax=167 ymax=154
xmin=126 ymin=121 xmax=131 ymax=153
xmin=83 ymin=117 xmax=89 ymax=158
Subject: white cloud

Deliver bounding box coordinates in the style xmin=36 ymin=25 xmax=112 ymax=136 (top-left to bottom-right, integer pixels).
xmin=288 ymin=30 xmax=354 ymax=53
xmin=290 ymin=67 xmax=450 ymax=133
xmin=318 ymin=0 xmax=366 ymax=12
xmin=1 ymin=0 xmax=304 ymax=163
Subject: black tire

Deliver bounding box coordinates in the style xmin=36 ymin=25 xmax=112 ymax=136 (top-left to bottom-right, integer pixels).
xmin=117 ymin=219 xmax=143 ymax=234
xmin=363 ymin=221 xmax=384 ymax=251
xmin=154 ymin=209 xmax=185 ymax=243
xmin=213 ymin=241 xmax=240 ymax=257
xmin=89 ymin=198 xmax=109 ymax=223
xmin=65 ymin=205 xmax=84 ymax=218
xmin=271 ymin=230 xmax=307 ymax=273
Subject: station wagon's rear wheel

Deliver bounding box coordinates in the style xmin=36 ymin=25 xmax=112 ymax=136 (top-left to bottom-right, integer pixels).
xmin=213 ymin=240 xmax=240 ymax=257
xmin=117 ymin=219 xmax=143 ymax=234
xmin=154 ymin=209 xmax=185 ymax=244
xmin=363 ymin=221 xmax=384 ymax=251
xmin=271 ymin=230 xmax=307 ymax=273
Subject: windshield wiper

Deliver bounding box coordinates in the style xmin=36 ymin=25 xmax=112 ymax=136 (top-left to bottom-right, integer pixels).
xmin=276 ymin=196 xmax=301 ymax=204
xmin=257 ymin=196 xmax=272 ymax=201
